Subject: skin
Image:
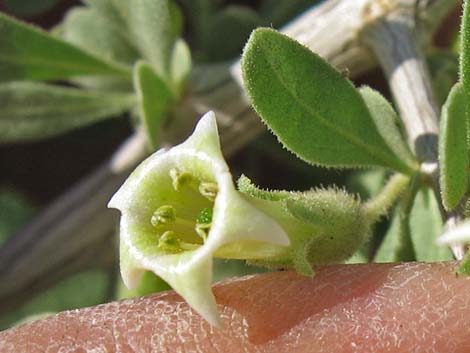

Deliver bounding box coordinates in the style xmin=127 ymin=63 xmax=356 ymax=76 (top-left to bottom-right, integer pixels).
xmin=1 ymin=261 xmax=470 ymax=352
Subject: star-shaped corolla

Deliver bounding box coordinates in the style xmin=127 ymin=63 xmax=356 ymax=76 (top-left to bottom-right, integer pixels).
xmin=108 ymin=111 xmax=290 ymax=327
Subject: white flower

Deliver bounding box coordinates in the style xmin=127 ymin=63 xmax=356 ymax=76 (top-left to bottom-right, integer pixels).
xmin=108 ymin=111 xmax=290 ymax=327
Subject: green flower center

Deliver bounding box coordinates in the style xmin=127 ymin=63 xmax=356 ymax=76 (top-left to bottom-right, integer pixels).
xmin=151 ymin=168 xmax=216 ymax=253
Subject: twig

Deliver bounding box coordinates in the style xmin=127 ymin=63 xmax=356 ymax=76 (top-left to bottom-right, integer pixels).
xmin=361 ymin=0 xmax=461 ymax=257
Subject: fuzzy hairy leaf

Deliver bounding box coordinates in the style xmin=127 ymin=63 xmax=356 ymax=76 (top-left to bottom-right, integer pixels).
xmin=359 ymin=87 xmax=417 ymax=170
xmin=439 ymin=83 xmax=469 ymax=211
xmin=241 ymin=29 xmax=415 ymax=173
xmin=461 ymin=0 xmax=470 ymax=96
xmin=134 ymin=61 xmax=175 ymax=148
xmin=410 ymin=188 xmax=454 ymax=262
xmin=0 ymin=82 xmax=136 ymax=142
xmin=170 ymin=39 xmax=192 ymax=95
xmin=61 ymin=7 xmax=139 ymax=65
xmin=125 ymin=0 xmax=181 ymax=79
xmin=0 ymin=13 xmax=130 ymax=82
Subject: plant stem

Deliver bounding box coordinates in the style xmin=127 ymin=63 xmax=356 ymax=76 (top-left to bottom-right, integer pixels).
xmin=363 ymin=173 xmax=411 ymax=221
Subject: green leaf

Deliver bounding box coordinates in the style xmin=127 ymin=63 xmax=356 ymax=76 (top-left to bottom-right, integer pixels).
xmin=241 ymin=28 xmax=415 ymax=173
xmin=359 ymin=87 xmax=417 ymax=170
xmin=134 ymin=61 xmax=175 ymax=149
xmin=427 ymin=49 xmax=459 ymax=106
xmin=125 ymin=0 xmax=181 ymax=79
xmin=374 ymin=179 xmax=418 ymax=263
xmin=4 ymin=0 xmax=59 ymax=17
xmin=117 ymin=271 xmax=171 ymax=299
xmin=0 ymin=189 xmax=35 ymax=246
xmin=178 ymin=0 xmax=219 ymax=49
xmin=460 ymin=0 xmax=470 ymax=96
xmin=170 ymin=39 xmax=192 ymax=95
xmin=439 ymin=83 xmax=469 ymax=211
xmin=61 ymin=7 xmax=139 ymax=66
xmin=260 ymin=0 xmax=321 ymax=27
xmin=213 ymin=259 xmax=269 ymax=282
xmin=345 ymin=249 xmax=369 ymax=264
xmin=0 ymin=82 xmax=136 ymax=142
xmin=81 ymin=0 xmax=129 ymax=38
xmin=410 ymin=188 xmax=454 ymax=262
xmin=205 ymin=6 xmax=264 ymax=61
xmin=457 ymin=251 xmax=470 ymax=275
xmin=374 ymin=205 xmax=415 ymax=263
xmin=0 ymin=13 xmax=131 ymax=82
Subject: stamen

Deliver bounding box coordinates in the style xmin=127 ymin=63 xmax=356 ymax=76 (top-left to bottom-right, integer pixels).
xmin=199 ymin=182 xmax=218 ymax=201
xmin=195 ymin=223 xmax=211 ymax=241
xmin=157 ymin=230 xmax=199 ymax=253
xmin=169 ymin=168 xmax=193 ymax=191
xmin=157 ymin=231 xmax=181 ymax=253
xmin=151 ymin=205 xmax=176 ymax=228
xmin=151 ymin=205 xmax=195 ymax=229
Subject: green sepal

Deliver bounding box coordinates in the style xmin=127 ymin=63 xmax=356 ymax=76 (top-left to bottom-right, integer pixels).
xmin=285 ymin=188 xmax=371 ymax=265
xmin=241 ymin=28 xmax=416 ymax=173
xmin=439 ymin=82 xmax=469 ymax=211
xmin=238 ymin=177 xmax=372 ymax=270
xmin=237 ymin=174 xmax=290 ymax=201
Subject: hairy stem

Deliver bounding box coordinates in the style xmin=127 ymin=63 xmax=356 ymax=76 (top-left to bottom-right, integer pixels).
xmin=363 ymin=173 xmax=411 ymax=221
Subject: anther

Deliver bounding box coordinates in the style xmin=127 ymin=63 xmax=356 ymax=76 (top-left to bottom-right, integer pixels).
xmin=157 ymin=231 xmax=181 ymax=252
xmin=151 ymin=205 xmax=176 ymax=228
xmin=199 ymin=182 xmax=218 ymax=201
xmin=169 ymin=168 xmax=193 ymax=191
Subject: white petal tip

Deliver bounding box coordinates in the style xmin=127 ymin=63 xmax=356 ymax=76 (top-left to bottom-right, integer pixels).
xmin=436 ymin=223 xmax=470 ymax=245
xmin=194 ymin=111 xmax=217 ymax=132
